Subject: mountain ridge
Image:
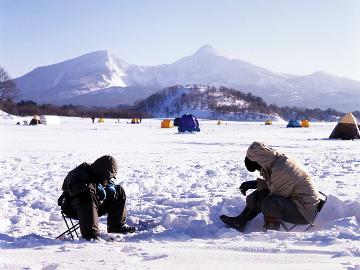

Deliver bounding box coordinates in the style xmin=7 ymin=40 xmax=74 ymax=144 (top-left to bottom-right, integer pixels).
xmin=15 ymin=45 xmax=360 ymax=111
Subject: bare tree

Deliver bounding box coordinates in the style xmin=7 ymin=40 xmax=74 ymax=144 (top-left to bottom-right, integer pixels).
xmin=0 ymin=66 xmax=18 ymax=103
xmin=175 ymin=101 xmax=181 ymax=117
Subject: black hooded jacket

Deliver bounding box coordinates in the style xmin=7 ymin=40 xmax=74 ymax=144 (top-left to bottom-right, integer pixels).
xmin=62 ymin=155 xmax=118 ymax=197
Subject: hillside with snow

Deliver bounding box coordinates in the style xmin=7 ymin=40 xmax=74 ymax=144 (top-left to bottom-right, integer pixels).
xmin=16 ymin=45 xmax=360 ymax=111
xmin=134 ymin=85 xmax=284 ymax=121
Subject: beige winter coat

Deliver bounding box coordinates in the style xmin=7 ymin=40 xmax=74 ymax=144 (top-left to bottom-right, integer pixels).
xmin=246 ymin=142 xmax=320 ymax=223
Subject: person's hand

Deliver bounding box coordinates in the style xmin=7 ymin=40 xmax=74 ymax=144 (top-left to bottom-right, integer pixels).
xmin=96 ymin=183 xmax=106 ymax=201
xmin=239 ymin=180 xmax=257 ymax=196
xmin=239 ymin=182 xmax=248 ymax=196
xmin=105 ymin=181 xmax=117 ymax=199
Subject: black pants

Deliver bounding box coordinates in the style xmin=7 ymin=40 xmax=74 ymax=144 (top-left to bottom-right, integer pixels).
xmin=246 ymin=190 xmax=308 ymax=225
xmin=64 ymin=185 xmax=127 ymax=238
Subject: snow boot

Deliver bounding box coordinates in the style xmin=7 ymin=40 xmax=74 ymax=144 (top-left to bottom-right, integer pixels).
xmin=107 ymin=225 xmax=136 ymax=234
xmin=83 ymin=233 xmax=101 ymax=241
xmin=264 ymin=215 xmax=281 ymax=231
xmin=220 ymin=207 xmax=258 ymax=232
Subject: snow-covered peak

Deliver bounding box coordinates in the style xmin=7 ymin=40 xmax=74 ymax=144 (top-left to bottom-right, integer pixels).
xmin=15 ymin=49 xmax=130 ymax=100
xmin=311 ymin=70 xmax=332 ymax=76
xmin=192 ymin=45 xmax=221 ymax=57
xmin=305 ymin=70 xmax=340 ymax=80
xmin=82 ymin=50 xmax=109 ymax=57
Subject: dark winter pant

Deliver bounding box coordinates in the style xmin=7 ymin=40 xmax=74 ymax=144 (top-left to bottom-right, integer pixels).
xmin=246 ymin=190 xmax=308 ymax=225
xmin=66 ymin=185 xmax=127 ymax=238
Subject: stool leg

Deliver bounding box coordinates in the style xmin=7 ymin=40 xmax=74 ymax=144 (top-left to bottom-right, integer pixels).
xmin=62 ymin=212 xmax=74 ymax=241
xmin=69 ymin=217 xmax=79 ymax=238
xmin=57 ymin=211 xmax=80 ymax=241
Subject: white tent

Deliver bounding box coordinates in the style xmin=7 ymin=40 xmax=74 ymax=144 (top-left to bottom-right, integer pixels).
xmin=40 ymin=115 xmax=61 ymax=125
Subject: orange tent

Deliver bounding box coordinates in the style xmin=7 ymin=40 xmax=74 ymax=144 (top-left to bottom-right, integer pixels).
xmin=161 ymin=119 xmax=174 ymax=128
xmin=301 ymin=119 xmax=310 ymax=128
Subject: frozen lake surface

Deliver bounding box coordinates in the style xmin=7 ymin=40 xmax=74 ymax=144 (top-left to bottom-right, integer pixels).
xmin=0 ymin=116 xmax=359 ymax=269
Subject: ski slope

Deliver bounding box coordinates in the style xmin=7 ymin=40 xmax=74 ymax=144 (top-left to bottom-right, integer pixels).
xmin=0 ymin=116 xmax=359 ymax=269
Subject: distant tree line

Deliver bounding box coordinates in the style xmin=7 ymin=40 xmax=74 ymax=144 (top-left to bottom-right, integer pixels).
xmin=2 ymin=99 xmax=149 ymax=119
xmin=268 ymin=104 xmax=345 ymax=121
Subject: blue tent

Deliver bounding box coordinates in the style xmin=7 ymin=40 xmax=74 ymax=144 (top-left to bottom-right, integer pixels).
xmin=173 ymin=117 xmax=180 ymax=127
xmin=287 ymin=120 xmax=301 ymax=128
xmin=178 ymin=114 xmax=200 ymax=132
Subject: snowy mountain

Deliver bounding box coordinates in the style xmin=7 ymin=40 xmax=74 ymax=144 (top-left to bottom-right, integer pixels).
xmin=134 ymin=85 xmax=284 ymax=121
xmin=16 ymin=45 xmax=360 ymax=110
xmin=15 ymin=50 xmax=154 ymax=106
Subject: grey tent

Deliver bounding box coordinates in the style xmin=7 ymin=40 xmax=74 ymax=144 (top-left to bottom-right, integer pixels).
xmin=329 ymin=112 xmax=360 ymax=140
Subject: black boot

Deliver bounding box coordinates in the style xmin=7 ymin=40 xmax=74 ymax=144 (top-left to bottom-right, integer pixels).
xmin=108 ymin=225 xmax=136 ymax=234
xmin=82 ymin=232 xmax=101 ymax=241
xmin=220 ymin=207 xmax=258 ymax=232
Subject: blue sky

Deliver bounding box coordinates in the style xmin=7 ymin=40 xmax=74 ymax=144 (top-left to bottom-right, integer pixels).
xmin=1 ymin=0 xmax=359 ymax=80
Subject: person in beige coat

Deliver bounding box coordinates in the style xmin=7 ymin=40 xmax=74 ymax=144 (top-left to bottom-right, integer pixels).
xmin=220 ymin=142 xmax=320 ymax=231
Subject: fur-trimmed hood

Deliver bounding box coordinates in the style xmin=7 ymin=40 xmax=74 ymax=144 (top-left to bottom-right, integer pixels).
xmin=246 ymin=142 xmax=282 ymax=179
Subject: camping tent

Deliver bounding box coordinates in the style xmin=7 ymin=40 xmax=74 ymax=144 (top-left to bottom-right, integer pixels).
xmin=178 ymin=114 xmax=200 ymax=133
xmin=265 ymin=120 xmax=272 ymax=125
xmin=131 ymin=118 xmax=140 ymax=124
xmin=217 ymin=120 xmax=223 ymax=125
xmin=98 ymin=118 xmax=105 ymax=123
xmin=29 ymin=115 xmax=41 ymax=125
xmin=301 ymin=119 xmax=310 ymax=128
xmin=40 ymin=115 xmax=61 ymax=125
xmin=329 ymin=112 xmax=360 ymax=140
xmin=286 ymin=120 xmax=301 ymax=128
xmin=174 ymin=118 xmax=180 ymax=127
xmin=161 ymin=119 xmax=174 ymax=128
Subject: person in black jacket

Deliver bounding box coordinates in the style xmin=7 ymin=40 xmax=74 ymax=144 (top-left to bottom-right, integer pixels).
xmin=58 ymin=155 xmax=135 ymax=240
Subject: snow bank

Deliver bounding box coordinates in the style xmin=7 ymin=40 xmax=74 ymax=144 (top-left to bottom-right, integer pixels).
xmin=0 ymin=109 xmax=16 ymax=120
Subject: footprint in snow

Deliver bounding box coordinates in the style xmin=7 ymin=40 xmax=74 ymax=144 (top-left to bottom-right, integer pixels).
xmin=41 ymin=263 xmax=59 ymax=270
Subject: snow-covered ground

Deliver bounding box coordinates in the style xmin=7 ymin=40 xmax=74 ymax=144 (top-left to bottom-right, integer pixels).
xmin=0 ymin=115 xmax=359 ymax=269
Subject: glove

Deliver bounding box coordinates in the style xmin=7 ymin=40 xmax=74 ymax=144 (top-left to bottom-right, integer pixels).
xmin=239 ymin=180 xmax=257 ymax=196
xmin=105 ymin=181 xmax=117 ymax=199
xmin=96 ymin=183 xmax=106 ymax=201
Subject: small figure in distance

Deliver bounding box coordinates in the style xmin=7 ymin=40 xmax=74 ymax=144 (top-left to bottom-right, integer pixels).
xmin=58 ymin=155 xmax=135 ymax=241
xmin=91 ymin=117 xmax=95 ymax=124
xmin=220 ymin=142 xmax=321 ymax=232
